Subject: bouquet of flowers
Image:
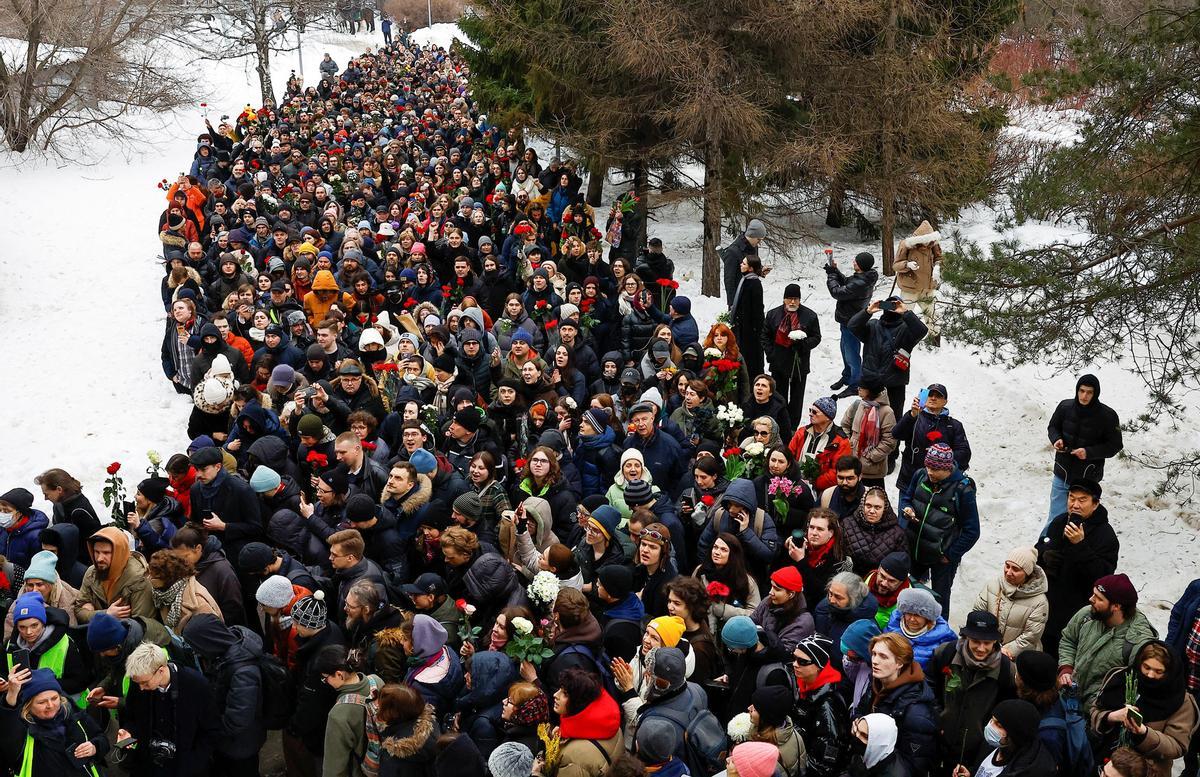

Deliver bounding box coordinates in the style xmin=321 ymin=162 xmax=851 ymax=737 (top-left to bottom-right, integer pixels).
xmin=503 ymin=616 xmax=554 ymax=665
xmin=527 ymin=571 xmax=560 ymax=612
xmin=704 ymin=356 xmax=742 ymax=400
xmin=767 ymin=476 xmax=797 ymax=525
xmin=741 ymin=440 xmax=767 ymax=478
xmin=101 ymin=461 xmax=128 ymax=529
xmin=706 ymin=580 xmax=730 ymax=601
xmin=655 ymin=277 xmax=680 ymax=312
xmin=455 ymin=598 xmax=480 ymax=645
xmin=799 ymin=454 xmax=821 ymax=482
xmin=723 ymin=447 xmax=746 ymax=481
xmin=715 ymin=403 xmax=745 ymax=436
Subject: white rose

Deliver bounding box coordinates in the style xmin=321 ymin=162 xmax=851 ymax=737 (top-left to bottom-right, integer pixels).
xmin=463 ymin=604 xmax=477 ymax=616
xmin=744 ymin=441 xmax=765 ymax=456
xmin=511 ymin=616 xmax=534 ymax=635
xmin=704 ymin=347 xmax=721 ymax=359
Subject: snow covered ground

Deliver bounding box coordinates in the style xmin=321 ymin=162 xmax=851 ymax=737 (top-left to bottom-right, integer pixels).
xmin=0 ymin=23 xmax=1195 ymax=633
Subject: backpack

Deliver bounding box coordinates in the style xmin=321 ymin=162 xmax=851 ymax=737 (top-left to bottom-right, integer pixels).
xmin=164 ymin=627 xmax=201 ymax=671
xmin=557 ymin=643 xmax=620 ymax=700
xmin=258 ymin=652 xmax=296 ymax=730
xmin=1040 ymin=689 xmax=1094 ymax=777
xmin=641 ymin=699 xmax=729 ymax=777
xmin=335 ymin=673 xmax=384 ymax=777
xmin=284 ymin=562 xmax=335 ymax=600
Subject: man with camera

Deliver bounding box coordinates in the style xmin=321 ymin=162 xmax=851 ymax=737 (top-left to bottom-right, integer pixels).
xmin=115 ymin=642 xmax=218 ymax=777
xmin=847 ymin=295 xmax=929 ymax=416
xmin=825 ymin=250 xmax=879 ymax=399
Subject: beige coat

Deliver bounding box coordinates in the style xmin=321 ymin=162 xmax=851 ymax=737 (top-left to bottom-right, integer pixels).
xmin=972 ymin=566 xmax=1049 ymax=656
xmin=558 ymin=729 xmax=624 ymax=777
xmin=840 ymin=394 xmax=897 ymax=479
xmin=156 ymin=576 xmax=224 ymax=631
xmin=893 ymin=221 xmax=943 ymax=294
xmin=1091 ymin=677 xmax=1200 ymax=777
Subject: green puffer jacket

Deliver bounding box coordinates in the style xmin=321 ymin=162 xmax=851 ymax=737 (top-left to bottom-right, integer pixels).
xmin=1057 ymin=606 xmax=1157 ymax=713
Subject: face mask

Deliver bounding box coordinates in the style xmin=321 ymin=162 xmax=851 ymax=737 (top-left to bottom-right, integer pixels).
xmin=0 ymin=512 xmax=14 ymax=528
xmin=983 ymin=722 xmax=1004 ymax=748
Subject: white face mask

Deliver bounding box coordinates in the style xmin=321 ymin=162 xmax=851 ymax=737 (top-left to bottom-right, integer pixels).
xmin=0 ymin=512 xmax=15 ymax=528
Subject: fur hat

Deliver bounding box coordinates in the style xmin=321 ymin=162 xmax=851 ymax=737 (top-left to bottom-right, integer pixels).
xmin=896 ymin=587 xmax=941 ymax=623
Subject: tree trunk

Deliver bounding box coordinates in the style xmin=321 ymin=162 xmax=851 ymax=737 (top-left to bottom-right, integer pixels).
xmin=825 ymin=180 xmax=845 ymax=228
xmin=586 ymin=156 xmax=606 ymax=207
xmin=254 ymin=10 xmax=274 ymax=106
xmin=701 ymin=141 xmax=723 ymax=299
xmin=880 ymin=0 xmax=898 ymax=276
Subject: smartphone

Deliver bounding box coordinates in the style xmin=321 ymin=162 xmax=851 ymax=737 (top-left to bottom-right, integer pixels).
xmin=1128 ymin=706 xmax=1143 ymax=726
xmin=115 ymin=737 xmax=138 ymax=749
xmin=918 ymin=388 xmax=929 ymax=409
xmin=1067 ymin=513 xmax=1083 ymax=527
xmin=12 ymin=649 xmax=30 ymax=670
xmin=791 ymin=529 xmax=804 ymax=542
xmin=879 ymin=299 xmax=898 ymax=312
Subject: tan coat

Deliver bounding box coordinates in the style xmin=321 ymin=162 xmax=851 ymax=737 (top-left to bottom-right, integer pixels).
xmin=73 ymin=549 xmax=155 ymax=623
xmin=1091 ymin=680 xmax=1199 ymax=777
xmin=157 ymin=576 xmax=224 ymax=631
xmin=893 ymin=221 xmax=943 ymax=294
xmin=3 ymin=579 xmax=80 ymax=640
xmin=840 ymin=394 xmax=897 ymax=479
xmin=972 ymin=566 xmax=1050 ymax=656
xmin=558 ymin=729 xmax=624 ymax=777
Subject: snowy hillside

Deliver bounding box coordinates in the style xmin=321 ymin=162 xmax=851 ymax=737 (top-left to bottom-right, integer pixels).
xmin=0 ymin=23 xmax=1194 ymax=633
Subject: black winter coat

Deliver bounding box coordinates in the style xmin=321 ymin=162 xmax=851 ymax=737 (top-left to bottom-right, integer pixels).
xmin=854 ymin=668 xmax=939 ymax=777
xmin=793 ymin=681 xmax=852 ymax=777
xmin=1046 ymin=374 xmax=1123 ymax=483
xmin=180 ymin=618 xmax=267 ymax=760
xmin=927 ymin=642 xmax=1016 ymax=770
xmin=51 ymin=493 xmax=101 ymax=567
xmin=289 ymin=624 xmax=346 ymax=754
xmin=721 ymin=234 xmax=759 ymax=305
xmin=847 ymin=309 xmax=928 ymax=388
xmin=825 ymin=265 xmax=879 ymax=325
xmin=0 ymin=700 xmax=108 ymax=777
xmin=762 ymin=304 xmax=822 ymax=378
xmin=731 ymin=273 xmax=765 ymax=378
xmin=1037 ymin=505 xmax=1119 ymax=650
xmin=195 ymin=536 xmax=246 ymax=627
xmin=119 ymin=663 xmax=218 ymax=776
xmin=189 ymin=470 xmax=264 ymax=564
xmin=893 ymin=408 xmax=971 ymax=488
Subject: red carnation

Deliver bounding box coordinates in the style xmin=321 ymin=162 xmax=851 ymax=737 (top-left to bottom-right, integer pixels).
xmin=374 ymin=362 xmax=398 ymax=372
xmin=706 ymin=581 xmax=731 ymax=598
xmin=544 ymin=319 xmax=559 ymax=329
xmin=514 ymin=458 xmax=528 ymax=470
xmin=305 ymin=450 xmax=328 ymax=467
xmin=926 ymin=430 xmax=943 ymax=442
xmin=724 ymin=447 xmax=743 ymax=457
xmin=106 ymin=462 xmax=121 ymax=475
xmin=655 ymin=278 xmax=673 ymax=287
xmin=700 ymin=495 xmax=715 ymax=507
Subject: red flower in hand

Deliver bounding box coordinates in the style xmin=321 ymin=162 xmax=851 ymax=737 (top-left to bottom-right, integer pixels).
xmin=706 ymin=581 xmax=731 ymax=598
xmin=403 ymin=298 xmax=417 ymax=308
xmin=374 ymin=362 xmax=398 ymax=372
xmin=536 ymin=300 xmax=548 ymax=309
xmin=724 ymin=447 xmax=743 ymax=457
xmin=455 ymin=598 xmax=468 ymax=611
xmin=656 ymin=278 xmax=673 ymax=288
xmin=106 ymin=462 xmax=121 ymax=475
xmin=700 ymin=495 xmax=715 ymax=507
xmin=441 ymin=285 xmax=451 ymax=294
xmin=305 ymin=450 xmax=328 ymax=467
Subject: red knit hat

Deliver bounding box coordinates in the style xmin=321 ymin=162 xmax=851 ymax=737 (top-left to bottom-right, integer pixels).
xmin=770 ymin=566 xmax=804 ymax=593
xmin=1095 ymin=573 xmax=1137 ymax=608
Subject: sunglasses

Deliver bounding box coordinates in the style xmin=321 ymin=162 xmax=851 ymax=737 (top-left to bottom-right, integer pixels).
xmin=793 ymin=657 xmax=816 ymax=667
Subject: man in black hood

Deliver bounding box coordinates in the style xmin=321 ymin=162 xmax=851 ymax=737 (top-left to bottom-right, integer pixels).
xmin=1043 ymin=374 xmax=1122 ymax=533
xmin=189 ymin=322 xmax=250 ymax=385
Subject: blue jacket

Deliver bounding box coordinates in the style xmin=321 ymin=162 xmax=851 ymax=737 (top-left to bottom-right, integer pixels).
xmin=669 ymin=314 xmax=700 ymax=350
xmin=577 ymin=428 xmax=619 ymax=498
xmin=604 ymin=593 xmax=645 ymax=624
xmin=884 ymin=610 xmax=958 ymax=670
xmin=624 ymin=429 xmax=686 ymax=499
xmin=0 ymin=509 xmax=49 ymax=568
xmin=697 ymin=479 xmax=779 ymax=574
xmin=1166 ymin=578 xmax=1200 ymax=656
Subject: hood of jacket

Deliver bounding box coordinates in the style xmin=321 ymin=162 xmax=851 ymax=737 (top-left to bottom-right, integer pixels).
xmin=458 ymin=650 xmax=517 ymax=709
xmin=560 ymin=690 xmax=621 ymax=740
xmin=722 ymin=478 xmax=758 ymax=513
xmin=248 ymin=435 xmax=290 ymax=472
xmin=382 ymin=704 xmax=438 ymax=759
xmin=182 ymin=612 xmax=239 ymax=658
xmin=1076 ymin=373 xmax=1101 ymax=406
xmin=87 ymin=527 xmax=140 ymax=601
xmin=197 ymin=535 xmax=228 ymax=572
xmin=521 ymin=496 xmax=555 ymax=548
xmin=41 ymin=523 xmax=81 ymax=576
xmin=311 ymin=269 xmax=339 ymax=291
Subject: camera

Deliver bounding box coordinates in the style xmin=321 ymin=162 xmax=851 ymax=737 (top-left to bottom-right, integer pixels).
xmin=149 ymin=739 xmax=177 ymax=766
xmin=879 ymin=299 xmax=898 ymax=312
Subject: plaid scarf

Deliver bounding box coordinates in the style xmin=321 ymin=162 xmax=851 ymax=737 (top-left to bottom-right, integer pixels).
xmin=153 ymin=578 xmax=188 ymax=629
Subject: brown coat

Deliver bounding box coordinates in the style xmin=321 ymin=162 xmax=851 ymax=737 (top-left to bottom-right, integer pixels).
xmin=893 ymin=221 xmax=943 ymax=294
xmin=840 ymin=394 xmax=898 ymax=479
xmin=157 ymin=576 xmax=224 ymax=631
xmin=1091 ymin=686 xmax=1199 ymax=777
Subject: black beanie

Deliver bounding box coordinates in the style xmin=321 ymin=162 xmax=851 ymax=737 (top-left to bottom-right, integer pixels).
xmin=751 ymin=685 xmax=794 ymax=729
xmin=1014 ymin=650 xmax=1057 ymax=693
xmin=137 ymin=477 xmax=170 ymax=503
xmin=598 ymin=565 xmax=634 ymax=601
xmin=854 ymin=252 xmax=875 ymax=271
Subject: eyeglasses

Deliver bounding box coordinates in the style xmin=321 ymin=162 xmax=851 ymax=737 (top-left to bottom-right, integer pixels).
xmin=529 ymin=457 xmax=551 ymax=464
xmin=754 ymin=429 xmax=770 ymax=437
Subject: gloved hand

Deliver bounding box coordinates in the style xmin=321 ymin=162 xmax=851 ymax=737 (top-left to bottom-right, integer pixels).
xmin=907 ymin=261 xmax=919 ymax=271
xmin=788 ymin=331 xmax=806 ymax=341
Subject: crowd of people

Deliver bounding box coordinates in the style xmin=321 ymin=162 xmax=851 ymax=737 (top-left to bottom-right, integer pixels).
xmin=0 ymin=29 xmax=1195 ymax=777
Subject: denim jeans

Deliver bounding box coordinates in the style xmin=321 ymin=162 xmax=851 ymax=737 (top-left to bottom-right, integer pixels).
xmin=1043 ymin=474 xmax=1070 ymax=535
xmin=839 ymin=323 xmax=862 ymax=387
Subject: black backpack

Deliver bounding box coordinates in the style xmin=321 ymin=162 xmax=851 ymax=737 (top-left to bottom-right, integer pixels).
xmin=258 ymin=653 xmax=295 ymax=729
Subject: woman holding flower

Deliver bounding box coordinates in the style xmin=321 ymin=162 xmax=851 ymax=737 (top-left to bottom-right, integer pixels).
xmin=702 ymin=322 xmax=751 ymax=405
xmin=670 ymin=380 xmax=721 ymax=448
xmin=753 ymin=446 xmax=816 ymax=544
xmin=692 ymin=532 xmax=761 ymax=634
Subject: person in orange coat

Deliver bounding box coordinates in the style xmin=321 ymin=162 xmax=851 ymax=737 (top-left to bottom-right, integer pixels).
xmin=166 ymin=175 xmax=208 ymax=232
xmin=303 ymin=269 xmax=354 ymax=326
xmin=788 ymin=395 xmax=852 ymax=493
xmin=253 ymin=574 xmax=312 ymax=672
xmin=213 ymin=312 xmax=255 ymax=366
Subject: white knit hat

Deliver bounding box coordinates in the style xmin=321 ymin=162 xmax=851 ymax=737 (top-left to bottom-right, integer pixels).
xmin=256 ymin=575 xmax=294 ymax=609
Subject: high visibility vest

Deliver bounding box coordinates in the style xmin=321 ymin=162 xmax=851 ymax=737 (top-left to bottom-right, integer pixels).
xmin=18 ymin=721 xmax=100 ymax=777
xmin=8 ymin=637 xmax=84 ymax=709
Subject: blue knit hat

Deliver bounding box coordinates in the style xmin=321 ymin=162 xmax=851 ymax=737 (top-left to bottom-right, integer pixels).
xmin=24 ymin=551 xmax=58 ymax=584
xmin=249 ymin=466 xmax=282 ymax=493
xmin=12 ymin=592 xmax=46 ymax=625
xmin=813 ymin=396 xmax=837 ymax=421
xmin=721 ymin=616 xmax=760 ymax=650
xmin=409 ymin=448 xmax=437 ymax=475
xmin=510 ymin=329 xmax=533 ymax=344
xmin=588 ymin=505 xmax=621 ymax=540
xmin=840 ymin=618 xmax=882 ymax=659
xmin=86 ymin=613 xmax=129 ymax=652
xmin=18 ymin=668 xmax=61 ymax=705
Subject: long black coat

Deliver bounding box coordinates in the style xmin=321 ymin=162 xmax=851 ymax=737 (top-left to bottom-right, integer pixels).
xmin=731 ymin=273 xmax=765 ymax=379
xmin=119 ymin=663 xmax=218 ymax=776
xmin=720 ymin=234 xmax=759 ymax=305
xmin=1037 ymin=505 xmax=1119 ymax=652
xmin=1046 ymin=374 xmax=1123 ymax=483
xmin=189 ymin=470 xmax=264 ymax=564
xmin=762 ymin=304 xmax=822 ymax=378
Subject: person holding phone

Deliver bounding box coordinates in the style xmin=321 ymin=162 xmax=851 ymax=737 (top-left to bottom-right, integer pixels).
xmin=0 ymin=667 xmax=108 ymax=777
xmin=846 ymin=295 xmax=928 ymax=415
xmin=1090 ymin=640 xmax=1198 ymax=777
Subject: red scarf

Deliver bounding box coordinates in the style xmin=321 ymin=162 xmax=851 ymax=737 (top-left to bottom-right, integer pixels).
xmin=870 ymin=576 xmax=910 ymax=609
xmin=796 ymin=662 xmax=843 ymax=697
xmin=857 ymin=402 xmax=880 ymax=457
xmin=774 ymin=310 xmax=800 ymax=347
xmin=805 ymin=539 xmax=835 ymax=569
